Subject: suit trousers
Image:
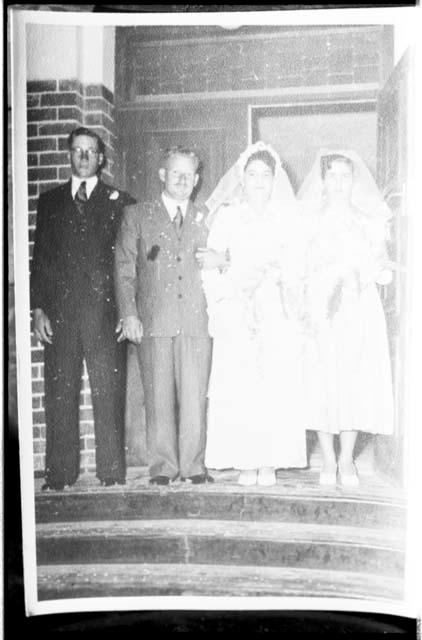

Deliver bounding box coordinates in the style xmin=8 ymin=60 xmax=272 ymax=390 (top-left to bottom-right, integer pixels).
xmin=43 ymin=302 xmax=126 ymax=485
xmin=138 ymin=335 xmax=212 ymax=479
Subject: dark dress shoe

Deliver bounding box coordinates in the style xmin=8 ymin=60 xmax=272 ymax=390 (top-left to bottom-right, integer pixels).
xmin=41 ymin=481 xmax=65 ymax=491
xmin=101 ymin=478 xmax=126 ymax=487
xmin=149 ymin=475 xmax=170 ymax=486
xmin=182 ymin=473 xmax=215 ymax=485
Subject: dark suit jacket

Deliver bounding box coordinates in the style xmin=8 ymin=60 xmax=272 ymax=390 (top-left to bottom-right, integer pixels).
xmin=30 ymin=179 xmax=135 ymax=321
xmin=114 ymin=198 xmax=209 ymax=337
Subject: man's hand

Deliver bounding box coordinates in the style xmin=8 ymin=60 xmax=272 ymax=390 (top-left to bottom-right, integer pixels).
xmin=33 ymin=308 xmax=53 ymax=344
xmin=116 ymin=315 xmax=143 ymax=344
xmin=195 ymin=247 xmax=228 ymax=270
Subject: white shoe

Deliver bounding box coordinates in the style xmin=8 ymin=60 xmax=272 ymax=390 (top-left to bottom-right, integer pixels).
xmin=257 ymin=468 xmax=277 ymax=486
xmin=238 ymin=469 xmax=257 ymax=486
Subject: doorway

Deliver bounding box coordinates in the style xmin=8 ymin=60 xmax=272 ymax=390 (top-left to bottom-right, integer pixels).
xmin=248 ymin=62 xmax=410 ymax=483
xmin=251 ymin=100 xmax=379 ymax=474
xmin=250 ymin=101 xmax=377 ymax=193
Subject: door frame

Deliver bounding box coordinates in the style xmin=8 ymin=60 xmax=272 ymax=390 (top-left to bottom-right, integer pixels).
xmin=248 ymin=98 xmax=377 ymax=147
xmin=374 ymin=51 xmax=412 ymax=485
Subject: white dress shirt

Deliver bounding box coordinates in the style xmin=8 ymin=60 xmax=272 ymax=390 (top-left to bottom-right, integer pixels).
xmin=161 ymin=192 xmax=189 ymax=221
xmin=71 ymin=175 xmax=98 ymax=200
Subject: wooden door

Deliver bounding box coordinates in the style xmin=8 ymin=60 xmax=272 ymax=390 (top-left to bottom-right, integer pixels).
xmin=374 ymin=50 xmax=411 ymax=482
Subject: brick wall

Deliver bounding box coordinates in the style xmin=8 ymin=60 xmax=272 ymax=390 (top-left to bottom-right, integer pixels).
xmin=27 ymin=79 xmax=116 ymax=475
xmin=120 ymin=26 xmax=392 ymax=100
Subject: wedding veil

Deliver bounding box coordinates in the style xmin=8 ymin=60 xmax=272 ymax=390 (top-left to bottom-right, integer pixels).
xmin=297 ymin=148 xmax=392 ymax=225
xmin=205 ymin=141 xmax=298 ymax=226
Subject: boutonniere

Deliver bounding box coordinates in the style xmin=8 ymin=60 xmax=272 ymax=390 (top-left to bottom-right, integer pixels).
xmin=195 ymin=212 xmax=204 ymax=223
xmin=109 ymin=190 xmax=119 ymax=201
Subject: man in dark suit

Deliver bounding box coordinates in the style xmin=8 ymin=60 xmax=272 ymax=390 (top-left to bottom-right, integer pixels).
xmin=31 ymin=126 xmax=135 ymax=490
xmin=114 ymin=146 xmax=216 ymax=486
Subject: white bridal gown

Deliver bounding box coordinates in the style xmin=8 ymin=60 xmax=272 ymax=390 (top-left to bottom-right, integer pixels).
xmin=202 ymin=201 xmax=308 ymax=471
xmin=302 ymin=206 xmax=394 ymax=435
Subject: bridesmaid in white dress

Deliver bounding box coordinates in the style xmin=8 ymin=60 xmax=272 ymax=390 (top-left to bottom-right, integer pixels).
xmin=198 ymin=142 xmax=307 ymax=486
xmin=298 ymin=150 xmax=394 ymax=487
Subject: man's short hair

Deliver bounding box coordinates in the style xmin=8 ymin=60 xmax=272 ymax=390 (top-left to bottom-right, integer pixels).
xmin=67 ymin=127 xmax=106 ymax=158
xmin=160 ymin=146 xmax=201 ymax=172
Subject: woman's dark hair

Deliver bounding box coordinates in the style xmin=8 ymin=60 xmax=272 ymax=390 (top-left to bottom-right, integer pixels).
xmin=320 ymin=154 xmax=353 ymax=179
xmin=244 ymin=150 xmax=276 ymax=175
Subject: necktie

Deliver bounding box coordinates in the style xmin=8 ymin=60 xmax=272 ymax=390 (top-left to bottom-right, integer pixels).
xmin=76 ymin=180 xmax=87 ymax=202
xmin=74 ymin=181 xmax=88 ymax=216
xmin=173 ymin=206 xmax=183 ymax=238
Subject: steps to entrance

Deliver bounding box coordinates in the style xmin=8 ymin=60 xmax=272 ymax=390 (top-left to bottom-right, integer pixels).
xmin=36 ymin=487 xmax=404 ymax=529
xmin=35 ymin=470 xmax=406 ymax=603
xmin=37 ymin=518 xmax=404 ymax=574
xmin=37 ymin=563 xmax=403 ymax=601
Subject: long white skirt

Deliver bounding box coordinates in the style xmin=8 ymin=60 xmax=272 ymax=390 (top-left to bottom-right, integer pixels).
xmin=205 ymin=287 xmax=307 ymax=471
xmin=303 ymin=283 xmax=394 ymax=434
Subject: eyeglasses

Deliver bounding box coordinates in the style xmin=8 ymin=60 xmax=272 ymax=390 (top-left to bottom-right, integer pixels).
xmin=71 ymin=147 xmax=99 ymax=158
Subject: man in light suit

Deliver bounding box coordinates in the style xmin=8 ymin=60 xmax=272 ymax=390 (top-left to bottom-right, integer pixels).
xmin=31 ymin=127 xmax=135 ymax=490
xmin=114 ymin=146 xmax=214 ymax=485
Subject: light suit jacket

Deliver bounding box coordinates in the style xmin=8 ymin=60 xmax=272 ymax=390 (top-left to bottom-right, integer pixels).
xmin=114 ymin=198 xmax=210 ymax=337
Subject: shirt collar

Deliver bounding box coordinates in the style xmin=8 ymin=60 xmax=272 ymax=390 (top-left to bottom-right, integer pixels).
xmin=71 ymin=175 xmax=98 ymax=200
xmin=161 ymin=192 xmax=189 ymax=221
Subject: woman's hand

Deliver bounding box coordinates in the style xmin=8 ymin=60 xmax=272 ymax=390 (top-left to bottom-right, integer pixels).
xmin=195 ymin=247 xmax=228 ymax=270
xmin=279 ymin=282 xmax=305 ymax=322
xmin=375 ymin=269 xmax=393 ymax=285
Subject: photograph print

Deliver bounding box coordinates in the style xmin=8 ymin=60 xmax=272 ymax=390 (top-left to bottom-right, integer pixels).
xmin=9 ymin=6 xmax=422 ymax=617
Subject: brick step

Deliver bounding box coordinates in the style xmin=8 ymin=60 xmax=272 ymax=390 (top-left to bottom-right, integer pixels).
xmin=37 ymin=519 xmax=404 ymax=576
xmin=37 ymin=563 xmax=404 ymax=601
xmin=36 ymin=487 xmax=405 ymax=529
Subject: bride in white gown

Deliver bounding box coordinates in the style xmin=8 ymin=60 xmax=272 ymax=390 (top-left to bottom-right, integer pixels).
xmin=298 ymin=150 xmax=394 ymax=487
xmin=200 ymin=142 xmax=308 ymax=486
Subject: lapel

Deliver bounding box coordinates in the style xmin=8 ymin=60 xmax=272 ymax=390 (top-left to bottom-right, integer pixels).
xmin=85 ymin=180 xmax=117 ymax=231
xmin=60 ymin=180 xmax=79 ymax=223
xmin=63 ymin=177 xmax=110 ymax=209
xmin=85 ymin=179 xmax=107 ymax=215
xmin=62 ymin=180 xmax=74 ymax=208
xmin=154 ymin=197 xmax=179 ymax=239
xmin=179 ymin=200 xmax=198 ymax=246
xmin=155 ymin=196 xmax=198 ymax=242
xmin=183 ymin=200 xmax=196 ymax=230
xmin=65 ymin=178 xmax=115 ymax=240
